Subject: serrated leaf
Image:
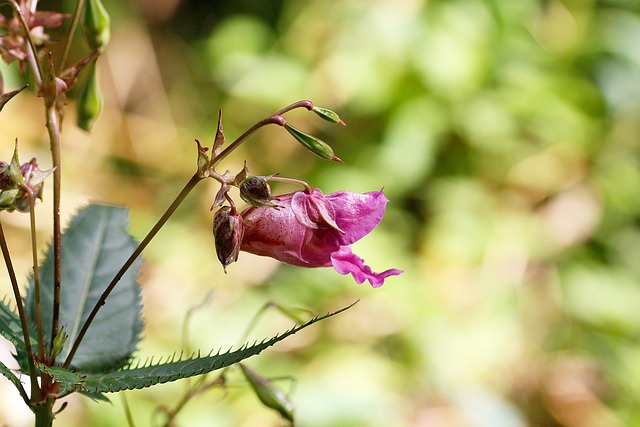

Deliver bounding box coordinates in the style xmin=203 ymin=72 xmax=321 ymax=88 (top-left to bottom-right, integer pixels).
xmin=0 ymin=359 xmax=25 ymax=396
xmin=35 ymin=362 xmax=86 ymax=396
xmin=0 ymin=298 xmax=25 ymax=351
xmin=83 ymin=303 xmax=356 ymax=393
xmin=26 ymin=204 xmax=143 ymax=372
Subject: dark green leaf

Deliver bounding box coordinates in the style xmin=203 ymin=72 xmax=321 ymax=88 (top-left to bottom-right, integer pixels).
xmin=0 ymin=298 xmax=25 ymax=351
xmin=0 ymin=359 xmax=27 ymax=401
xmin=83 ymin=302 xmax=356 ymax=393
xmin=35 ymin=362 xmax=86 ymax=396
xmin=26 ymin=204 xmax=143 ymax=372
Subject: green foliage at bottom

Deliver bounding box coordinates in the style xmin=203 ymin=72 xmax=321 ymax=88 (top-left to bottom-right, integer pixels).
xmin=39 ymin=303 xmax=355 ymax=395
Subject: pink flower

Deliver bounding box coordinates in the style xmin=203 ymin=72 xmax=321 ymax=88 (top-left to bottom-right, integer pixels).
xmin=240 ymin=188 xmax=403 ymax=287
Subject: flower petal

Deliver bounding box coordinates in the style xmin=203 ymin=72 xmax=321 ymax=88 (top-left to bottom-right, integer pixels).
xmin=241 ymin=195 xmax=338 ymax=267
xmin=330 ymin=246 xmax=403 ymax=288
xmin=291 ymin=189 xmax=342 ymax=232
xmin=326 ymin=190 xmax=389 ymax=246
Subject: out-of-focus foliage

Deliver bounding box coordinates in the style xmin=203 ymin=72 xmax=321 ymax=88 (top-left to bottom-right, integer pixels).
xmin=1 ymin=0 xmax=639 ymax=426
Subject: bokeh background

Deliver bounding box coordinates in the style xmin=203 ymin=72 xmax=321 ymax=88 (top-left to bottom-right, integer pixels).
xmin=1 ymin=0 xmax=640 ymax=426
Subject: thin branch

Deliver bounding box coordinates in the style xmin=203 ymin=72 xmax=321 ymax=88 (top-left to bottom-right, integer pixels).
xmin=26 ymin=189 xmax=45 ymax=359
xmin=63 ymin=173 xmax=204 ymax=368
xmin=210 ymin=100 xmax=315 ymax=168
xmin=45 ymin=105 xmax=62 ymax=362
xmin=0 ymin=221 xmax=41 ymax=403
xmin=7 ymin=0 xmax=43 ymax=86
xmin=210 ymin=116 xmax=286 ymax=168
xmin=57 ymin=0 xmax=85 ymax=73
xmin=63 ymin=100 xmax=317 ymax=368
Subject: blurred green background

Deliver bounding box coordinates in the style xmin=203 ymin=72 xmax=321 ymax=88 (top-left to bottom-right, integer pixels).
xmin=1 ymin=0 xmax=640 ymax=426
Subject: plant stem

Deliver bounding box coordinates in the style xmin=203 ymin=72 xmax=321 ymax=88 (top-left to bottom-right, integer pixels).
xmin=159 ymin=374 xmax=225 ymax=427
xmin=0 ymin=222 xmax=40 ymax=403
xmin=63 ymin=100 xmax=316 ymax=368
xmin=57 ymin=0 xmax=85 ymax=73
xmin=33 ymin=398 xmax=54 ymax=427
xmin=63 ymin=173 xmax=204 ymax=368
xmin=273 ymin=99 xmax=314 ymax=116
xmin=210 ymin=116 xmax=286 ymax=168
xmin=269 ymin=176 xmax=312 ymax=193
xmin=7 ymin=0 xmax=43 ymax=87
xmin=45 ymin=106 xmax=62 ymax=362
xmin=210 ymin=100 xmax=315 ymax=168
xmin=27 ymin=190 xmax=45 ymax=360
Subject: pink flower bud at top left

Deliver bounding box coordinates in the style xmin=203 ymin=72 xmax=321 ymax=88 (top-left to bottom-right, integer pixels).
xmin=213 ymin=206 xmax=244 ymax=272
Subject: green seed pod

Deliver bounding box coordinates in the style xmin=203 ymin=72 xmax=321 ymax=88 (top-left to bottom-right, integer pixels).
xmin=82 ymin=0 xmax=111 ymax=51
xmin=76 ymin=64 xmax=102 ymax=132
xmin=312 ymin=106 xmax=346 ymax=125
xmin=284 ymin=122 xmax=343 ymax=163
xmin=239 ymin=364 xmax=294 ymax=422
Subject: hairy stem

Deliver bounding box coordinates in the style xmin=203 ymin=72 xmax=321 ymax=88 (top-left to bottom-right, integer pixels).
xmin=45 ymin=106 xmax=62 ymax=362
xmin=0 ymin=222 xmax=40 ymax=404
xmin=63 ymin=173 xmax=204 ymax=368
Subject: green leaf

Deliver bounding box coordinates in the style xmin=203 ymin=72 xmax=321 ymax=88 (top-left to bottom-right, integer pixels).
xmin=0 ymin=362 xmax=24 ymax=392
xmin=0 ymin=298 xmax=25 ymax=351
xmin=35 ymin=362 xmax=86 ymax=396
xmin=26 ymin=204 xmax=143 ymax=372
xmin=83 ymin=303 xmax=356 ymax=393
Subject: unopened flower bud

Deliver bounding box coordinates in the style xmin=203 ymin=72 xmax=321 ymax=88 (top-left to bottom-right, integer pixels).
xmin=76 ymin=64 xmax=102 ymax=132
xmin=284 ymin=122 xmax=342 ymax=163
xmin=240 ymin=176 xmax=279 ymax=208
xmin=0 ymin=189 xmax=19 ymax=211
xmin=52 ymin=326 xmax=68 ymax=358
xmin=239 ymin=363 xmax=294 ymax=422
xmin=0 ymin=161 xmax=20 ymax=190
xmin=312 ymin=106 xmax=346 ymax=125
xmin=82 ymin=0 xmax=111 ymax=51
xmin=13 ymin=191 xmax=30 ymax=213
xmin=213 ymin=206 xmax=243 ymax=272
xmin=273 ymin=303 xmax=315 ymax=324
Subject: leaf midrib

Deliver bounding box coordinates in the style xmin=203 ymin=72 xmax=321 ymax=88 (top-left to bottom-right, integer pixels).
xmin=62 ymin=208 xmax=110 ymax=361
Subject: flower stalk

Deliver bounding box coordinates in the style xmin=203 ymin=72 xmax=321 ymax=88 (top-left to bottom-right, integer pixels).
xmin=45 ymin=104 xmax=62 ymax=361
xmin=63 ymin=172 xmax=203 ymax=368
xmin=0 ymin=222 xmax=39 ymax=403
xmin=26 ymin=188 xmax=45 ymax=359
